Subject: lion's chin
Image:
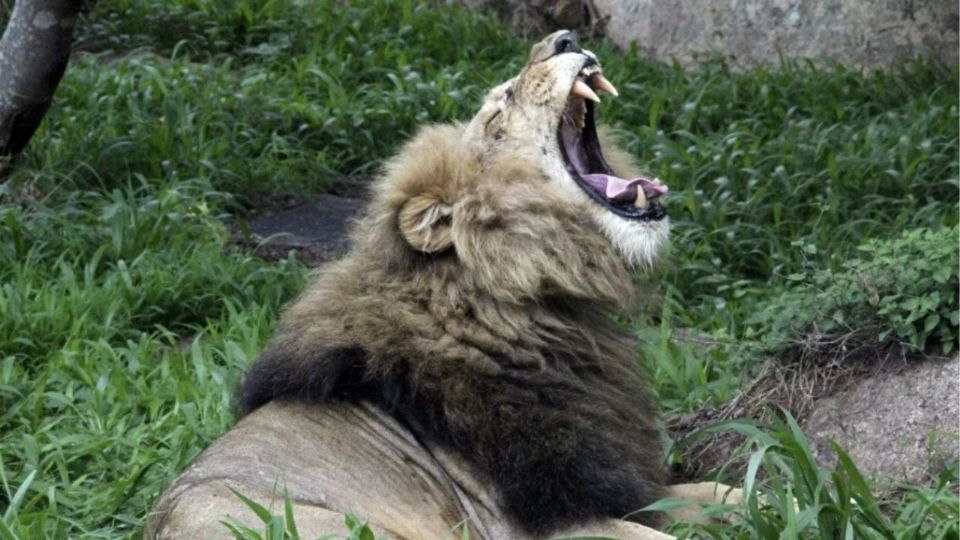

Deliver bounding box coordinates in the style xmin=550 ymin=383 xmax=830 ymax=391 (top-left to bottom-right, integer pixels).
xmin=593 ymin=210 xmax=670 ymax=269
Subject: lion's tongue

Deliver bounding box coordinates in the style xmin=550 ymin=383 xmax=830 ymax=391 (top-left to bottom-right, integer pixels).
xmin=582 ymin=174 xmax=669 ymax=202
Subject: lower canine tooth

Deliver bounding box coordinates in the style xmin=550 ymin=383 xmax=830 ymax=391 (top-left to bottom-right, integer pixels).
xmin=634 ymin=188 xmax=648 ymax=209
xmin=572 ymin=80 xmax=600 ymax=103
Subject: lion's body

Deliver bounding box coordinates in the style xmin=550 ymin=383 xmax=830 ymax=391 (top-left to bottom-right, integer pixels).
xmin=147 ymin=32 xmax=740 ymax=540
xmin=241 ymin=124 xmax=667 ymax=533
xmin=147 ymin=400 xmax=689 ymax=540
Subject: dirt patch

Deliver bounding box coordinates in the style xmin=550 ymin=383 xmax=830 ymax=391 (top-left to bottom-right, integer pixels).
xmin=234 ymin=192 xmax=367 ymax=266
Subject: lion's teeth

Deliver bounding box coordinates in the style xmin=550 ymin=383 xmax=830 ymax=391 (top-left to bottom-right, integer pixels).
xmin=634 ymin=187 xmax=648 ymax=209
xmin=572 ymin=80 xmax=600 ymax=103
xmin=592 ymin=74 xmax=619 ymax=97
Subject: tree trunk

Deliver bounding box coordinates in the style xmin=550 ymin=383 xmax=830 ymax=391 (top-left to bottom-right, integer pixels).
xmin=0 ymin=0 xmax=81 ymax=166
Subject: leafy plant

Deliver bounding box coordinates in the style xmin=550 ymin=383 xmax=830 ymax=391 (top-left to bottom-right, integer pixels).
xmin=748 ymin=225 xmax=960 ymax=355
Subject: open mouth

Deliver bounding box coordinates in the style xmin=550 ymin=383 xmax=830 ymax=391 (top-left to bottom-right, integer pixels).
xmin=558 ymin=66 xmax=668 ymax=221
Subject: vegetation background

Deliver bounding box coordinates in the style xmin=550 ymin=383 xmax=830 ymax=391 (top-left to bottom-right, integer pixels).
xmin=0 ymin=1 xmax=957 ymax=538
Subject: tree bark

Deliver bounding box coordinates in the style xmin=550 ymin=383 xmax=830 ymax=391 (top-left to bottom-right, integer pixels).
xmin=0 ymin=0 xmax=81 ymax=165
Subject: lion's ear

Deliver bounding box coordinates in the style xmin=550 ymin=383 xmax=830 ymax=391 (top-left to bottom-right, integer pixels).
xmin=398 ymin=194 xmax=454 ymax=253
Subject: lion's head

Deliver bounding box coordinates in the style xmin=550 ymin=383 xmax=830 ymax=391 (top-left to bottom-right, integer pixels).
xmin=385 ymin=30 xmax=667 ymax=263
xmin=313 ymin=33 xmax=668 ymax=312
xmin=356 ymin=31 xmax=668 ymax=310
xmin=464 ymin=30 xmax=670 ymax=268
xmin=350 ymin=32 xmax=667 ymax=314
xmin=350 ymin=32 xmax=668 ymax=311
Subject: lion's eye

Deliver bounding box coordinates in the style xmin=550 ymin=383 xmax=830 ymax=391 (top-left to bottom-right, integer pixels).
xmin=484 ymin=109 xmax=502 ymax=129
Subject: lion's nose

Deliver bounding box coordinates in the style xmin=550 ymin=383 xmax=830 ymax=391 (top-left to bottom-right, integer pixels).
xmin=553 ymin=31 xmax=580 ymax=55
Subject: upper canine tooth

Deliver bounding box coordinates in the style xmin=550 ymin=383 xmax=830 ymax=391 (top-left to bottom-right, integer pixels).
xmin=592 ymin=74 xmax=619 ymax=97
xmin=572 ymin=80 xmax=600 ymax=103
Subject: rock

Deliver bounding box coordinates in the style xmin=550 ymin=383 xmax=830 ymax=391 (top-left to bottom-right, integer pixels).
xmin=668 ymin=351 xmax=959 ymax=485
xmin=244 ymin=194 xmax=365 ymax=265
xmin=805 ymin=355 xmax=959 ymax=484
xmin=592 ymin=0 xmax=959 ymax=68
xmin=463 ymin=0 xmax=959 ymax=68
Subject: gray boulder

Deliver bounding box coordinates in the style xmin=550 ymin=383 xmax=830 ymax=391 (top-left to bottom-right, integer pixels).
xmin=805 ymin=355 xmax=959 ymax=484
xmin=594 ymin=0 xmax=958 ymax=68
xmin=462 ymin=0 xmax=959 ymax=68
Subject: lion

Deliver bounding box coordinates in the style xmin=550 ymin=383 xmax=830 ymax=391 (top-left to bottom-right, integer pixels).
xmin=146 ymin=31 xmax=742 ymax=540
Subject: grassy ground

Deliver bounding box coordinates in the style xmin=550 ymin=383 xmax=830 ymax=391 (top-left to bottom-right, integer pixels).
xmin=1 ymin=1 xmax=957 ymax=538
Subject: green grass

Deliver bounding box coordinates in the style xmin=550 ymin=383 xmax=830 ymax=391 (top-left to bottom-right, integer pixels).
xmin=14 ymin=0 xmax=523 ymax=199
xmin=1 ymin=0 xmax=957 ymax=538
xmin=0 ymin=180 xmax=305 ymax=538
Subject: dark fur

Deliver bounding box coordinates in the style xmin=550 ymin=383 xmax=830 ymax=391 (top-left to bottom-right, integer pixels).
xmin=240 ymin=304 xmax=665 ymax=535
